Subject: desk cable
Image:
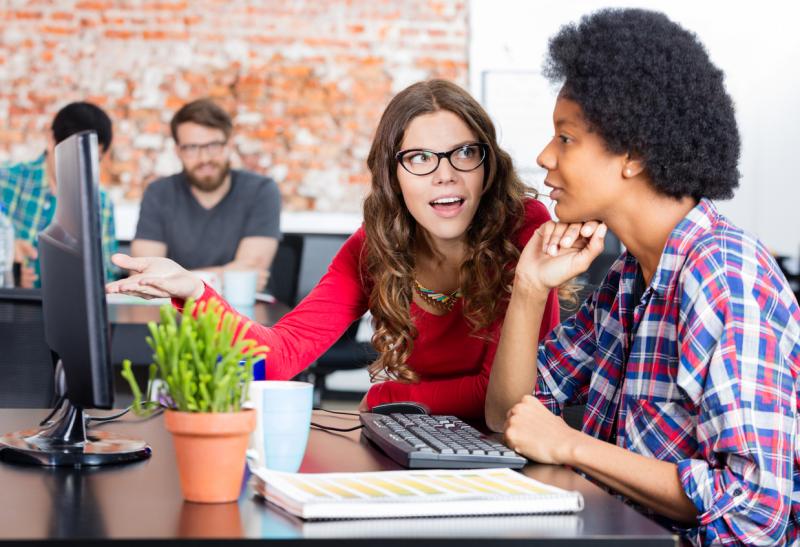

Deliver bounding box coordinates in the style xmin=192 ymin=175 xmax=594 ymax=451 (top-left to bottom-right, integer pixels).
xmin=38 ymin=396 xmax=66 ymax=426
xmin=87 ymin=407 xmax=132 ymax=422
xmin=37 ymin=397 xmax=136 ymax=427
xmin=40 ymin=402 xmax=361 ymax=431
xmin=310 ymin=407 xmax=364 ymax=433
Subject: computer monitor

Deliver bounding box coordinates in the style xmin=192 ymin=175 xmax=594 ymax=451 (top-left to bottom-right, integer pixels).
xmin=0 ymin=131 xmax=150 ymax=466
xmin=42 ymin=130 xmax=112 ymax=409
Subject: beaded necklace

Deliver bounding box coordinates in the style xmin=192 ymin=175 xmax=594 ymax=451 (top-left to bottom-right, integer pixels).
xmin=414 ymin=279 xmax=462 ymax=312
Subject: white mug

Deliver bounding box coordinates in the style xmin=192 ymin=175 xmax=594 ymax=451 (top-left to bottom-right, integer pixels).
xmin=223 ymin=270 xmax=258 ymax=307
xmin=247 ymin=381 xmax=314 ymax=473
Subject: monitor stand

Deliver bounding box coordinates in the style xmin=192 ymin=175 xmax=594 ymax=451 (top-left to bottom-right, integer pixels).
xmin=0 ymin=362 xmax=151 ymax=467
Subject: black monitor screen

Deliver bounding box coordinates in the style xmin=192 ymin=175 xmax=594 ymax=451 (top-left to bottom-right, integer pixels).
xmin=38 ymin=131 xmax=112 ymax=409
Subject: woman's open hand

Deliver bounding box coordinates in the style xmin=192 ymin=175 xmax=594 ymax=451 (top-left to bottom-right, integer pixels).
xmin=105 ymin=254 xmax=204 ymax=301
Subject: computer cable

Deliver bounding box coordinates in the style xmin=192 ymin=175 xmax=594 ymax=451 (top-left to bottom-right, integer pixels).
xmin=86 ymin=407 xmax=132 ymax=422
xmin=313 ymin=407 xmax=360 ymax=417
xmin=38 ymin=398 xmax=139 ymax=427
xmin=310 ymin=422 xmax=364 ymax=432
xmin=310 ymin=406 xmax=364 ymax=432
xmin=38 ymin=395 xmax=66 ymax=426
xmin=86 ymin=402 xmax=165 ymax=424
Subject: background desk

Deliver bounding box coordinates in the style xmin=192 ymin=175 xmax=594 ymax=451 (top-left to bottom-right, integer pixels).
xmin=108 ymin=299 xmax=291 ymax=366
xmin=0 ymin=409 xmax=677 ymax=545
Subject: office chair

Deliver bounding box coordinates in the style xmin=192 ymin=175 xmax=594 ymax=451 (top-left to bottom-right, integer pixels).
xmin=266 ymin=233 xmax=305 ymax=307
xmin=0 ymin=288 xmax=57 ymax=408
xmin=280 ymin=233 xmax=378 ymax=404
xmin=305 ymin=320 xmax=378 ymax=404
xmin=775 ymin=254 xmax=800 ymax=304
xmin=267 ymin=233 xmax=383 ymax=403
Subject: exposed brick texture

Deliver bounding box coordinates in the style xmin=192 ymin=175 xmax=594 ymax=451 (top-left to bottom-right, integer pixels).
xmin=0 ymin=0 xmax=468 ymax=211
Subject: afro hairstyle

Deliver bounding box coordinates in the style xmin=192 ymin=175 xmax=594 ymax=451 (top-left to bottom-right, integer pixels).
xmin=543 ymin=8 xmax=740 ymax=200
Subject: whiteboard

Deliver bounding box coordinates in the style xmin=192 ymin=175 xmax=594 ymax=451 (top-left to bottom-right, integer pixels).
xmin=480 ymin=70 xmax=557 ymax=194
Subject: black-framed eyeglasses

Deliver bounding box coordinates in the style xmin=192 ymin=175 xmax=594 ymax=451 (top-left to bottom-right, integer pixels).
xmin=395 ymin=142 xmax=488 ymax=176
xmin=177 ymin=140 xmax=227 ymax=158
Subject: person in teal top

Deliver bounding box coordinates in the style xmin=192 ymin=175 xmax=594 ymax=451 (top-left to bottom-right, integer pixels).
xmin=0 ymin=102 xmax=119 ymax=287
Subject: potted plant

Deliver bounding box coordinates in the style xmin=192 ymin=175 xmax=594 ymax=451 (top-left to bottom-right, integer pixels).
xmin=122 ymin=297 xmax=268 ymax=503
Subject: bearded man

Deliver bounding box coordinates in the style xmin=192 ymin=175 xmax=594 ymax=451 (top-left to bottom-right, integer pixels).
xmin=132 ymin=99 xmax=281 ymax=291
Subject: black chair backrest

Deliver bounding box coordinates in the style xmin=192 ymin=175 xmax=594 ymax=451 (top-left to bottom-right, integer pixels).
xmin=266 ymin=233 xmax=305 ymax=306
xmin=0 ymin=288 xmax=57 ymax=408
xmin=313 ymin=320 xmax=376 ymax=371
xmin=295 ymin=234 xmax=350 ymax=302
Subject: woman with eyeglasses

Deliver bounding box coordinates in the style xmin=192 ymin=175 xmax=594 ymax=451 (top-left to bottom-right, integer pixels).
xmin=106 ymin=79 xmax=560 ymax=419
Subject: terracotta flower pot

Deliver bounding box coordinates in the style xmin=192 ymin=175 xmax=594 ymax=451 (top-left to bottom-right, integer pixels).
xmin=164 ymin=409 xmax=256 ymax=503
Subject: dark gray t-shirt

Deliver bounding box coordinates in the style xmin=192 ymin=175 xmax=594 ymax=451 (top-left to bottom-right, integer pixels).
xmin=135 ymin=169 xmax=281 ymax=270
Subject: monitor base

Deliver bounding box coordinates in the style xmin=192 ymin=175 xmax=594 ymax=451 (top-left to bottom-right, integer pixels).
xmin=0 ymin=400 xmax=151 ymax=467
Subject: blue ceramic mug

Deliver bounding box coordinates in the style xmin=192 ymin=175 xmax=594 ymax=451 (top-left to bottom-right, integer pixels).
xmin=247 ymin=381 xmax=313 ymax=472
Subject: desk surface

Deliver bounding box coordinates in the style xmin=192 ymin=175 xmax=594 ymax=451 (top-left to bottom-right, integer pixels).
xmin=0 ymin=409 xmax=677 ymax=545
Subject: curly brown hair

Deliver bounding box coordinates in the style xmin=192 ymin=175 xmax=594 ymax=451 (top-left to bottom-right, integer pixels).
xmin=363 ymin=80 xmax=527 ymax=383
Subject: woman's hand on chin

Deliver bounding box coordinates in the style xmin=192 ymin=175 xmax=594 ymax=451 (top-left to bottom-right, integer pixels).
xmin=105 ymin=254 xmax=204 ymax=301
xmin=514 ymin=220 xmax=607 ymax=294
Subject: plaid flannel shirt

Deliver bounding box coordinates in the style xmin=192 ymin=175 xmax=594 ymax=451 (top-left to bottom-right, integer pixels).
xmin=0 ymin=153 xmax=119 ymax=285
xmin=536 ymin=199 xmax=800 ymax=545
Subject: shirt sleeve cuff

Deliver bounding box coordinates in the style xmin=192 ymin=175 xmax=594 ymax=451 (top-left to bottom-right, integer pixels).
xmin=535 ymin=356 xmax=568 ymax=415
xmin=678 ymin=458 xmax=746 ymax=526
xmin=534 ymin=373 xmax=563 ymax=416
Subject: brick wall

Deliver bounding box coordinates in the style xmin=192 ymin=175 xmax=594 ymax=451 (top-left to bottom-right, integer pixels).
xmin=0 ymin=0 xmax=468 ymax=212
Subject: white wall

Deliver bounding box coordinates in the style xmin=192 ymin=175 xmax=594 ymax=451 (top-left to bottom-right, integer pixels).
xmin=469 ymin=0 xmax=800 ymax=258
xmin=114 ymin=202 xmax=362 ymax=240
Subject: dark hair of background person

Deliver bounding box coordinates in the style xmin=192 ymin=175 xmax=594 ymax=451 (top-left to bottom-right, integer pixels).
xmin=544 ymin=8 xmax=740 ymax=200
xmin=363 ymin=79 xmax=528 ymax=384
xmin=170 ymin=98 xmax=233 ymax=143
xmin=51 ymin=102 xmax=113 ymax=154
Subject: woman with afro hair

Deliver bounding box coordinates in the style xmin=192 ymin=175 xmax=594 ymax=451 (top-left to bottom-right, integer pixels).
xmin=486 ymin=8 xmax=800 ymax=545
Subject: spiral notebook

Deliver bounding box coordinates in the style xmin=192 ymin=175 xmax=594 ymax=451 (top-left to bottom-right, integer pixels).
xmin=252 ymin=467 xmax=584 ymax=520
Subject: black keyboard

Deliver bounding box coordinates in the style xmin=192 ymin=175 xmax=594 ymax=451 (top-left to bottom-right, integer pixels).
xmin=360 ymin=412 xmax=527 ymax=469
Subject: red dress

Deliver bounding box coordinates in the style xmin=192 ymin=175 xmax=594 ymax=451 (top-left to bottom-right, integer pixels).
xmin=192 ymin=199 xmax=559 ymax=419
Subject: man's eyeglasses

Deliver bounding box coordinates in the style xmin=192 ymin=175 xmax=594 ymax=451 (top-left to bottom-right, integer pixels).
xmin=177 ymin=140 xmax=227 ymax=158
xmin=396 ymin=143 xmax=488 ymax=176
